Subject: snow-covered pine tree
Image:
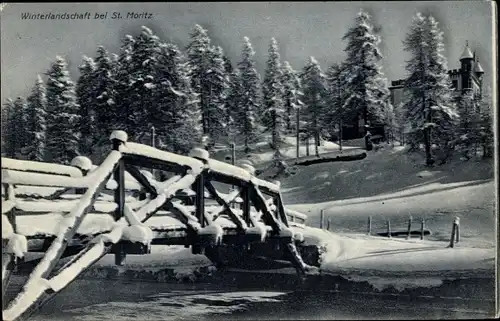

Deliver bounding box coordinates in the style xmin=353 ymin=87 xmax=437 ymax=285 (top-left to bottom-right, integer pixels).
xmin=12 ymin=96 xmax=29 ymax=159
xmin=45 ymin=56 xmax=81 ymax=164
xmin=425 ymin=15 xmax=459 ymax=163
xmin=402 ymin=14 xmax=428 ymax=153
xmin=455 ymin=92 xmax=476 ymax=159
xmin=222 ymin=55 xmax=237 ymax=141
xmin=237 ymin=37 xmax=261 ymax=153
xmin=2 ymin=98 xmax=16 ymax=157
xmin=281 ymin=61 xmax=303 ymax=133
xmin=342 ymin=10 xmax=390 ymax=137
xmin=128 ymin=27 xmax=161 ymax=142
xmin=76 ymin=56 xmax=96 ymax=155
xmin=325 ymin=63 xmax=345 ymax=145
xmin=186 ymin=24 xmax=212 ymax=135
xmin=114 ymin=35 xmax=136 ymax=132
xmin=92 ymin=46 xmax=120 ymax=147
xmin=372 ymin=74 xmax=395 ymax=144
xmin=154 ymin=43 xmax=202 ymax=154
xmin=204 ymin=46 xmax=229 ymax=150
xmin=225 ymin=68 xmax=242 ymax=146
xmin=478 ymin=87 xmax=493 ymax=158
xmin=223 ymin=55 xmax=234 ymax=74
xmin=25 ymin=75 xmax=47 ymax=161
xmin=301 ymin=56 xmax=326 ymax=157
xmin=262 ymin=38 xmax=286 ymax=160
xmin=403 ymin=13 xmax=459 ymax=165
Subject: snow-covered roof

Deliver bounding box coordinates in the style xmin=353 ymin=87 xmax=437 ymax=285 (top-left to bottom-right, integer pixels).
xmin=460 ymin=43 xmax=474 ymax=60
xmin=474 ymin=60 xmax=484 ymax=73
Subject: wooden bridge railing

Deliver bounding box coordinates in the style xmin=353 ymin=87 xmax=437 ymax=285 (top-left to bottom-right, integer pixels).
xmin=2 ymin=130 xmax=309 ymax=321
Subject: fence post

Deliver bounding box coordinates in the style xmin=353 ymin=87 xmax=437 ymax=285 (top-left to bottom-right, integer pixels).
xmin=386 ymin=219 xmax=391 ymax=238
xmin=420 ymin=218 xmax=425 ymax=240
xmin=406 ymin=216 xmax=412 ymax=240
xmin=455 ymin=217 xmax=460 ymax=243
xmin=367 ymin=216 xmax=372 ymax=235
xmin=320 ymin=209 xmax=324 ymax=229
xmin=327 ymin=218 xmax=331 ymax=231
xmin=448 ymin=217 xmax=459 ymax=248
xmin=111 ymin=131 xmax=127 ymax=266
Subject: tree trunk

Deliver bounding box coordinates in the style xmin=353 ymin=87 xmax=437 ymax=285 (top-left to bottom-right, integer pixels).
xmin=306 ymin=138 xmax=310 ymax=156
xmin=296 ymin=109 xmax=300 ymax=161
xmin=338 ymin=120 xmax=343 ymax=152
xmin=315 ymin=132 xmax=319 ymax=157
xmin=424 ymin=127 xmax=433 ymax=166
xmin=244 ymin=135 xmax=249 ymax=154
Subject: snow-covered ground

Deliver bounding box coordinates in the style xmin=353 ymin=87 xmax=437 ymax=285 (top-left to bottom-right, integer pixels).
xmin=280 ymin=144 xmax=495 ymax=248
xmin=86 ymin=224 xmax=494 ymax=292
xmin=211 ymin=135 xmax=360 ymax=167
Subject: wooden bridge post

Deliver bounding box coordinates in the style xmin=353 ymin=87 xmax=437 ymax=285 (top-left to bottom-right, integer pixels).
xmin=320 ymin=209 xmax=324 ymax=229
xmin=71 ymin=156 xmax=93 ymax=194
xmin=190 ymin=150 xmax=210 ymax=228
xmin=242 ymin=186 xmax=251 ymax=225
xmin=195 ymin=173 xmax=206 ymax=228
xmin=111 ymin=133 xmax=127 ymax=266
xmin=2 ymin=184 xmax=17 ymax=305
xmin=406 ymin=216 xmax=412 ymax=240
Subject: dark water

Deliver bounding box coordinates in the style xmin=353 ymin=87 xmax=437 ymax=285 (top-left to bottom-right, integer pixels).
xmin=6 ymin=276 xmax=493 ymax=321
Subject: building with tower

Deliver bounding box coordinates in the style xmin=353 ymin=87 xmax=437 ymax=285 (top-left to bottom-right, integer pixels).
xmin=339 ymin=41 xmax=485 ymax=142
xmin=389 ymin=41 xmax=485 ymax=109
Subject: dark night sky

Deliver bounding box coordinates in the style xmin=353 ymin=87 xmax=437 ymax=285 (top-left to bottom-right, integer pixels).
xmin=0 ymin=1 xmax=494 ymax=103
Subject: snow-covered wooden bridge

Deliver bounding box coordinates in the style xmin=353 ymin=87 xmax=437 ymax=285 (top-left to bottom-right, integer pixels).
xmin=1 ymin=131 xmax=311 ymax=321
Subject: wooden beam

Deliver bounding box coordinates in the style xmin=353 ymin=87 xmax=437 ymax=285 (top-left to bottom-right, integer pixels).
xmin=113 ymin=159 xmax=126 ymax=265
xmin=2 ymin=242 xmax=16 ymax=309
xmin=8 ymin=166 xmax=116 ymax=321
xmin=242 ymin=186 xmax=251 ymax=226
xmin=274 ymin=193 xmax=290 ymax=227
xmin=249 ymin=184 xmax=281 ymax=233
xmin=17 ymin=242 xmax=115 ymax=321
xmin=122 ymin=154 xmax=187 ymax=175
xmin=204 ymin=180 xmax=245 ymax=231
xmin=194 ymin=172 xmax=205 ymax=228
xmin=124 ymin=164 xmax=158 ymax=198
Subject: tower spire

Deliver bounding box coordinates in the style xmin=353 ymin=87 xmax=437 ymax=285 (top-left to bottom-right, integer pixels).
xmin=460 ymin=40 xmax=474 ymax=60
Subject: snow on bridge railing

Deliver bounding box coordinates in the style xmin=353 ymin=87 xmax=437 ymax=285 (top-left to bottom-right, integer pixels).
xmin=118 ymin=142 xmax=205 ymax=173
xmin=117 ymin=139 xmax=280 ymax=194
xmin=1 ymin=157 xmax=83 ymax=177
xmin=285 ymin=208 xmax=308 ymax=225
xmin=1 ymin=157 xmax=142 ymax=191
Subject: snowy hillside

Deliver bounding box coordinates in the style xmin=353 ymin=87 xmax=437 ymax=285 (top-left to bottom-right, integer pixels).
xmin=279 ymin=144 xmax=495 ymax=248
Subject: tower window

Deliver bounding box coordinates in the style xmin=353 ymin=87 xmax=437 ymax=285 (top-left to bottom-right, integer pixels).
xmin=452 ymin=80 xmax=458 ymax=89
